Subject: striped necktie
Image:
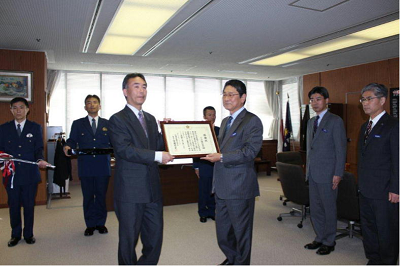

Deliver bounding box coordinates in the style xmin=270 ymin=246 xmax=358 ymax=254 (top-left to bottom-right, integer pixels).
xmin=364 ymin=120 xmax=373 ymax=144
xmin=138 ymin=111 xmax=148 ymax=137
xmin=223 ymin=116 xmax=233 ymax=138
xmin=313 ymin=116 xmax=320 ymax=138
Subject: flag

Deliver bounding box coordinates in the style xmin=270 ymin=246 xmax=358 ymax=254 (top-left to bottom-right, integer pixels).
xmin=0 ymin=151 xmax=15 ymax=188
xmin=283 ymin=100 xmax=292 ymax=151
xmin=300 ymin=104 xmax=310 ymax=151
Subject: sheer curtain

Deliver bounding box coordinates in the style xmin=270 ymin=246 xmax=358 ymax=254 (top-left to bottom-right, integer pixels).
xmin=46 ymin=70 xmax=61 ymax=121
xmin=265 ymin=81 xmax=279 ymax=139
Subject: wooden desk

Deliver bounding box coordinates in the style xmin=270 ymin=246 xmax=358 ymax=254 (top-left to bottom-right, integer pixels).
xmin=106 ymin=164 xmax=199 ymax=211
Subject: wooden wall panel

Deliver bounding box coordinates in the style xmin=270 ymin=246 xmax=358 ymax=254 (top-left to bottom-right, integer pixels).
xmin=302 ymin=73 xmax=320 ymax=104
xmin=0 ymin=49 xmax=47 ymax=208
xmin=302 ymin=58 xmax=399 ymax=176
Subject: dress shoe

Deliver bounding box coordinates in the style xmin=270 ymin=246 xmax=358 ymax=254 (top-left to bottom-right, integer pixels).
xmin=316 ymin=244 xmax=335 ymax=255
xmin=200 ymin=217 xmax=207 ymax=223
xmin=96 ymin=225 xmax=108 ymax=234
xmin=304 ymin=241 xmax=322 ymax=250
xmin=7 ymin=237 xmax=21 ymax=247
xmin=25 ymin=237 xmax=36 ymax=244
xmin=220 ymin=258 xmax=233 ymax=265
xmin=84 ymin=227 xmax=95 ymax=236
xmin=207 ymin=216 xmax=215 ymax=221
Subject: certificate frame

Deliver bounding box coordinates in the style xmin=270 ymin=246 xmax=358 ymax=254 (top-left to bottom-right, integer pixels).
xmin=160 ymin=121 xmax=220 ymax=158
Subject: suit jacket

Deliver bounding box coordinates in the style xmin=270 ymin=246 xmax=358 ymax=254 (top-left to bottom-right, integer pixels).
xmin=0 ymin=120 xmax=44 ymax=186
xmin=108 ymin=106 xmax=165 ymax=203
xmin=193 ymin=126 xmax=220 ymax=177
xmin=66 ymin=116 xmax=111 ymax=177
xmin=357 ymin=113 xmax=399 ymax=199
xmin=213 ymin=109 xmax=263 ymax=199
xmin=306 ymin=111 xmax=347 ymax=183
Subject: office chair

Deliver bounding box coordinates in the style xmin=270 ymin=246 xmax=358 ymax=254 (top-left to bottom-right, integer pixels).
xmin=336 ymin=171 xmax=362 ymax=240
xmin=276 ymin=162 xmax=309 ymax=228
xmin=276 ymin=151 xmax=305 ymax=205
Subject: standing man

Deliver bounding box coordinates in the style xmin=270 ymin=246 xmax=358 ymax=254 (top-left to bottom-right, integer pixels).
xmin=64 ymin=95 xmax=111 ymax=236
xmin=201 ymin=80 xmax=263 ymax=265
xmin=304 ymin=86 xmax=347 ymax=255
xmin=358 ymin=83 xmax=399 ymax=265
xmin=108 ymin=73 xmax=174 ymax=265
xmin=193 ymin=106 xmax=220 ymax=223
xmin=0 ymin=97 xmax=49 ymax=247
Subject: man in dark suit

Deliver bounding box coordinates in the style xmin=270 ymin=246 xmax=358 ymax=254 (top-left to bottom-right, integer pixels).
xmin=193 ymin=106 xmax=220 ymax=223
xmin=357 ymin=83 xmax=399 ymax=265
xmin=0 ymin=97 xmax=49 ymax=247
xmin=64 ymin=95 xmax=111 ymax=236
xmin=108 ymin=73 xmax=174 ymax=265
xmin=304 ymin=87 xmax=347 ymax=255
xmin=201 ymin=80 xmax=263 ymax=265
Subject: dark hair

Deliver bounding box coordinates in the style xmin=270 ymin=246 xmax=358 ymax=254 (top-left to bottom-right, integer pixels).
xmin=122 ymin=73 xmax=147 ymax=89
xmin=84 ymin=94 xmax=101 ymax=104
xmin=203 ymin=106 xmax=215 ymax=116
xmin=223 ymin=79 xmax=247 ymax=97
xmin=361 ymin=83 xmax=388 ymax=98
xmin=10 ymin=97 xmax=29 ymax=108
xmin=308 ymin=86 xmax=329 ymax=99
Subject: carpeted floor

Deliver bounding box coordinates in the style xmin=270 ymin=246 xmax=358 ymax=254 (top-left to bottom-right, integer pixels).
xmin=0 ymin=171 xmax=367 ymax=265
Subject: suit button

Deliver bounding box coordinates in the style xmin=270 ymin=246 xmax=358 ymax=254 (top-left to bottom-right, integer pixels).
xmin=93 ymin=138 xmax=96 ymax=141
xmin=18 ymin=154 xmax=21 ymax=156
xmin=18 ymin=145 xmax=22 ymax=148
xmin=93 ymin=155 xmax=96 ymax=158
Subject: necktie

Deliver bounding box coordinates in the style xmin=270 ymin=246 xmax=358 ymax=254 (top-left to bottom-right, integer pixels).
xmin=364 ymin=120 xmax=373 ymax=144
xmin=91 ymin=118 xmax=96 ymax=134
xmin=223 ymin=116 xmax=233 ymax=138
xmin=313 ymin=115 xmax=320 ymax=138
xmin=17 ymin=124 xmax=21 ymax=137
xmin=138 ymin=111 xmax=148 ymax=137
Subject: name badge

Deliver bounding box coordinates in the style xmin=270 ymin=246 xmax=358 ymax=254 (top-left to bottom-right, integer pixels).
xmin=374 ymin=135 xmax=381 ymax=138
xmin=26 ymin=133 xmax=33 ymax=138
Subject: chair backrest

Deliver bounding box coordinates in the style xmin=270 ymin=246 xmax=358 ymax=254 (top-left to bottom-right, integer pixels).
xmin=276 ymin=151 xmax=303 ymax=166
xmin=337 ymin=171 xmax=360 ymax=221
xmin=276 ymin=162 xmax=309 ymax=205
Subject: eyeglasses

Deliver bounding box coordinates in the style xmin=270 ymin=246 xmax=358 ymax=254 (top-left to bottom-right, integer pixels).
xmin=359 ymin=96 xmax=381 ymax=103
xmin=222 ymin=93 xmax=239 ymax=98
xmin=309 ymin=97 xmax=324 ymax=103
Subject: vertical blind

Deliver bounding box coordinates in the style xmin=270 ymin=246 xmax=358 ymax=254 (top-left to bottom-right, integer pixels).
xmin=49 ymin=71 xmax=295 ymax=140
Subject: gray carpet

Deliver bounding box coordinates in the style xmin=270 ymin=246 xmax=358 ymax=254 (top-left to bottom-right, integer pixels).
xmin=0 ymin=172 xmax=367 ymax=265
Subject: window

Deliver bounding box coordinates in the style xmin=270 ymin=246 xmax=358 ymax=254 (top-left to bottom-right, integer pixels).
xmin=49 ymin=71 xmax=274 ymax=139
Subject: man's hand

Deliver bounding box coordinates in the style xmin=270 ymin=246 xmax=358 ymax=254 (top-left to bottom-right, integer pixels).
xmin=63 ymin=146 xmax=71 ymax=157
xmin=332 ymin=175 xmax=341 ymax=190
xmin=194 ymin=168 xmax=200 ymax=179
xmin=38 ymin=160 xmax=50 ymax=169
xmin=389 ymin=192 xmax=399 ymax=203
xmin=161 ymin=152 xmax=174 ymax=164
xmin=201 ymin=153 xmax=221 ymax=163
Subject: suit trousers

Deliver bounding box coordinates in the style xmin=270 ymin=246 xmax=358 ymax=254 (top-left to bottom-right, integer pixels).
xmin=215 ymin=195 xmax=255 ymax=265
xmin=308 ymin=176 xmax=338 ymax=246
xmin=80 ymin=176 xmax=110 ymax=228
xmin=6 ymin=183 xmax=38 ymax=239
xmin=114 ymin=199 xmax=163 ymax=265
xmin=198 ymin=174 xmax=215 ymax=217
xmin=359 ymin=194 xmax=399 ymax=265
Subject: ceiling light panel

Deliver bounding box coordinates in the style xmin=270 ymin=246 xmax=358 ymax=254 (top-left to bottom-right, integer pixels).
xmin=97 ymin=0 xmax=188 ymax=55
xmin=251 ymin=19 xmax=399 ymax=66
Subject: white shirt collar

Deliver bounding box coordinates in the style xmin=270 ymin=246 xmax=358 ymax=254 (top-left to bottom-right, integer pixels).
xmin=230 ymin=106 xmax=245 ymax=122
xmin=126 ymin=104 xmax=142 ymax=118
xmin=369 ymin=110 xmax=386 ymax=129
xmin=15 ymin=119 xmax=26 ymax=131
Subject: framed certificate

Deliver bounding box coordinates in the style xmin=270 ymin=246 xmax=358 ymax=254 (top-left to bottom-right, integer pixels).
xmin=160 ymin=121 xmax=220 ymax=158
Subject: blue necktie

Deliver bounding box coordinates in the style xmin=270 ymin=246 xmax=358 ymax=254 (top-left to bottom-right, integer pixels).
xmin=17 ymin=124 xmax=22 ymax=137
xmin=313 ymin=116 xmax=319 ymax=138
xmin=224 ymin=116 xmax=233 ymax=138
xmin=91 ymin=118 xmax=96 ymax=134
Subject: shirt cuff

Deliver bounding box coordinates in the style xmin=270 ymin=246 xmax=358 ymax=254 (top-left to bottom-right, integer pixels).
xmin=155 ymin=151 xmax=163 ymax=163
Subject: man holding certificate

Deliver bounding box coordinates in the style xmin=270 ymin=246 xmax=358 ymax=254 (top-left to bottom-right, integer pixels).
xmin=201 ymin=80 xmax=263 ymax=265
xmin=108 ymin=73 xmax=174 ymax=265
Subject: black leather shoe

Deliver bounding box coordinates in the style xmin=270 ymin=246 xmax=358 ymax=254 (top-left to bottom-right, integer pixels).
xmin=25 ymin=237 xmax=36 ymax=244
xmin=316 ymin=244 xmax=335 ymax=255
xmin=8 ymin=237 xmax=21 ymax=247
xmin=200 ymin=217 xmax=207 ymax=223
xmin=96 ymin=226 xmax=108 ymax=234
xmin=220 ymin=259 xmax=233 ymax=265
xmin=207 ymin=216 xmax=215 ymax=221
xmin=304 ymin=241 xmax=323 ymax=250
xmin=84 ymin=227 xmax=95 ymax=236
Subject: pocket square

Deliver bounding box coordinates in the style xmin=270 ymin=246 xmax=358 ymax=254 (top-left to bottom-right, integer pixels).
xmin=374 ymin=135 xmax=381 ymax=138
xmin=231 ymin=132 xmax=237 ymax=137
xmin=322 ymin=128 xmax=328 ymax=133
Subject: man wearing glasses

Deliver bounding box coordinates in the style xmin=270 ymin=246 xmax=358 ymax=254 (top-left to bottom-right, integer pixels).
xmin=304 ymin=86 xmax=347 ymax=255
xmin=358 ymin=83 xmax=399 ymax=265
xmin=201 ymin=80 xmax=263 ymax=265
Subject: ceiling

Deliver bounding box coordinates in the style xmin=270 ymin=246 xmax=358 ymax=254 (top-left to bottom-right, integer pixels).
xmin=0 ymin=0 xmax=398 ymax=81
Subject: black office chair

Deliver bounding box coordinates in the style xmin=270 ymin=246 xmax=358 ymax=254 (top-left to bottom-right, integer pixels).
xmin=276 ymin=151 xmax=305 ymax=205
xmin=336 ymin=171 xmax=362 ymax=240
xmin=276 ymin=162 xmax=309 ymax=228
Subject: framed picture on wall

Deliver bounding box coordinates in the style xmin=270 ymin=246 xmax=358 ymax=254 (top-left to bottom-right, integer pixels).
xmin=0 ymin=71 xmax=33 ymax=102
